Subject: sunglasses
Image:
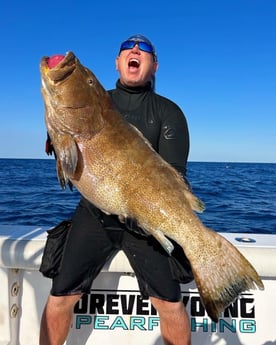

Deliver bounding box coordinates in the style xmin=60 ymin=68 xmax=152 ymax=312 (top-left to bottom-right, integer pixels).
xmin=120 ymin=40 xmax=154 ymax=54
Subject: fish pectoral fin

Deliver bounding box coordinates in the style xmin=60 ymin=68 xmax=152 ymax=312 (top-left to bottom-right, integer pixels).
xmin=153 ymin=230 xmax=175 ymax=255
xmin=57 ymin=135 xmax=79 ymax=177
xmin=184 ymin=189 xmax=205 ymax=213
xmin=56 ymin=158 xmax=69 ymax=190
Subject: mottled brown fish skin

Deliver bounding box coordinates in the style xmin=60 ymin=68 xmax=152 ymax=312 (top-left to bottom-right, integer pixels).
xmin=40 ymin=51 xmax=264 ymax=322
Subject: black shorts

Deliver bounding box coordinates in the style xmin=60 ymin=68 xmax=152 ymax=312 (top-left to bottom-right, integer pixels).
xmin=51 ymin=198 xmax=193 ymax=302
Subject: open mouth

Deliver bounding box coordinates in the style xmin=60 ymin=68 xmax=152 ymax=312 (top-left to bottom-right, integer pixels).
xmin=128 ymin=58 xmax=140 ymax=68
xmin=41 ymin=52 xmax=77 ymax=83
xmin=46 ymin=55 xmax=65 ymax=69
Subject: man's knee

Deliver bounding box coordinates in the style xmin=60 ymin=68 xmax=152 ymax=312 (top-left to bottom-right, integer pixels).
xmin=149 ymin=297 xmax=184 ymax=314
xmin=46 ymin=294 xmax=82 ymax=312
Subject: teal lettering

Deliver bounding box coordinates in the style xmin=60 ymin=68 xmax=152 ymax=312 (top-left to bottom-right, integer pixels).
xmin=211 ymin=321 xmax=217 ymax=332
xmin=191 ymin=318 xmax=209 ymax=332
xmin=240 ymin=320 xmax=256 ymax=333
xmin=75 ymin=315 xmax=92 ymax=329
xmin=110 ymin=316 xmax=128 ymax=330
xmin=130 ymin=317 xmax=146 ymax=330
xmin=94 ymin=316 xmax=109 ymax=329
xmin=219 ymin=319 xmax=236 ymax=333
xmin=148 ymin=317 xmax=160 ymax=331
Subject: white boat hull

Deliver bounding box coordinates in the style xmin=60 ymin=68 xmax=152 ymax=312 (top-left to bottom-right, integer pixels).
xmin=1 ymin=226 xmax=276 ymax=345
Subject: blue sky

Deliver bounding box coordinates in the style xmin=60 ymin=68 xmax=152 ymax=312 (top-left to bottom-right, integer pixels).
xmin=0 ymin=0 xmax=275 ymax=163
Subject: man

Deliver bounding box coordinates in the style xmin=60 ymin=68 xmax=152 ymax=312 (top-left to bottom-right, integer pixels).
xmin=40 ymin=34 xmax=193 ymax=345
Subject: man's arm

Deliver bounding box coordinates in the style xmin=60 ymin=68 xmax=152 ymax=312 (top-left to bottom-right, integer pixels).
xmin=158 ymin=100 xmax=192 ymax=190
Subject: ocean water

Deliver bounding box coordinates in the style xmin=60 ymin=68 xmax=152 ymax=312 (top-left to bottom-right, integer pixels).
xmin=0 ymin=158 xmax=275 ymax=234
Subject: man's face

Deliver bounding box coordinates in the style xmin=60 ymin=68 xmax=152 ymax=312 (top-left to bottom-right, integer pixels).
xmin=116 ymin=44 xmax=158 ymax=87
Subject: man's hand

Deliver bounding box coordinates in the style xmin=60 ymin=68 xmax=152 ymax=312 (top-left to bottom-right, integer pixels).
xmin=45 ymin=133 xmax=56 ymax=157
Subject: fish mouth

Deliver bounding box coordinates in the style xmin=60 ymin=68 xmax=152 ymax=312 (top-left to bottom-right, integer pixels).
xmin=40 ymin=51 xmax=76 ymax=82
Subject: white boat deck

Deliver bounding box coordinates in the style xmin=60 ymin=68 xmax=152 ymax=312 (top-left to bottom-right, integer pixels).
xmin=1 ymin=225 xmax=276 ymax=345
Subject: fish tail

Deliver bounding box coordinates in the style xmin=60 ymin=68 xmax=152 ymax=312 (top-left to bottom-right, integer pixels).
xmin=186 ymin=228 xmax=264 ymax=322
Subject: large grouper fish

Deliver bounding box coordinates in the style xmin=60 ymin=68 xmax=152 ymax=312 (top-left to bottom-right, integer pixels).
xmin=40 ymin=51 xmax=264 ymax=322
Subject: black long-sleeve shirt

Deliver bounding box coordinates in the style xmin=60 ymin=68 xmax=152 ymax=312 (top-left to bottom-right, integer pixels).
xmin=108 ymin=80 xmax=190 ymax=177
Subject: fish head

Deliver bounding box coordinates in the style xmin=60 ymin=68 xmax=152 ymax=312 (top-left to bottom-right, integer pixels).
xmin=40 ymin=51 xmax=107 ymax=139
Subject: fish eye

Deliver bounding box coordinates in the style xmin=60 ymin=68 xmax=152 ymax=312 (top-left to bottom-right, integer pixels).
xmin=87 ymin=79 xmax=94 ymax=86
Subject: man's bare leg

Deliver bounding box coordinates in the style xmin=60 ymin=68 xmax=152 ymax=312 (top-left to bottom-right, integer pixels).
xmin=40 ymin=294 xmax=82 ymax=345
xmin=150 ymin=297 xmax=191 ymax=345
